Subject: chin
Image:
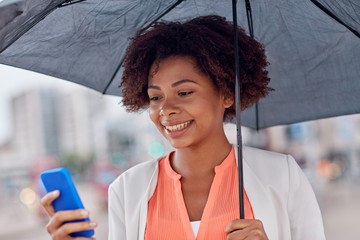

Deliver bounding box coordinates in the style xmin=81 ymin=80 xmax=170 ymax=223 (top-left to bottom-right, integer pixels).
xmin=167 ymin=139 xmax=192 ymax=149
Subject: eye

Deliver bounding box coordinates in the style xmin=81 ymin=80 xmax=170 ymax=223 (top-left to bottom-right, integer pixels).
xmin=149 ymin=95 xmax=161 ymax=101
xmin=178 ymin=91 xmax=193 ymax=96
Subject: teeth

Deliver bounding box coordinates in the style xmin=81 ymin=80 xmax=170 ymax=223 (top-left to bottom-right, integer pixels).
xmin=164 ymin=121 xmax=191 ymax=132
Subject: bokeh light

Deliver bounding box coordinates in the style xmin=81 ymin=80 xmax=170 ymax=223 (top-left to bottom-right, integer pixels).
xmin=19 ymin=187 xmax=38 ymax=209
xmin=148 ymin=142 xmax=164 ymax=159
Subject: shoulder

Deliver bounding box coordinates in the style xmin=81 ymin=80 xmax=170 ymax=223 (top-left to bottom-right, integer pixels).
xmin=243 ymin=145 xmax=291 ymax=166
xmin=243 ymin=146 xmax=299 ymax=183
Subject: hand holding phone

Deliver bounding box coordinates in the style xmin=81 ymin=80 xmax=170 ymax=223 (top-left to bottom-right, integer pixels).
xmin=40 ymin=167 xmax=95 ymax=238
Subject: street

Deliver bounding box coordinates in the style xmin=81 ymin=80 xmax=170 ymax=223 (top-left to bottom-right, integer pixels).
xmin=315 ymin=178 xmax=360 ymax=240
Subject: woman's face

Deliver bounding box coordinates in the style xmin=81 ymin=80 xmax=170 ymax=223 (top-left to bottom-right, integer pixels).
xmin=147 ymin=56 xmax=233 ymax=149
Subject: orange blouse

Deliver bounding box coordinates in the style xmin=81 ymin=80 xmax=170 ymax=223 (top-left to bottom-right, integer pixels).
xmin=145 ymin=147 xmax=254 ymax=239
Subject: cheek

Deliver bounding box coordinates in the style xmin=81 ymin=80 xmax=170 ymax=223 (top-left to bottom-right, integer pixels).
xmin=149 ymin=107 xmax=159 ymax=124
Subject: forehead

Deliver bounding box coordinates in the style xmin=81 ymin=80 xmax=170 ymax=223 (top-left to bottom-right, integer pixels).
xmin=148 ymin=56 xmax=206 ymax=85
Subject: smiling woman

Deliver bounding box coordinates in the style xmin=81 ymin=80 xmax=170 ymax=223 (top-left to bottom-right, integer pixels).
xmin=40 ymin=15 xmax=326 ymax=240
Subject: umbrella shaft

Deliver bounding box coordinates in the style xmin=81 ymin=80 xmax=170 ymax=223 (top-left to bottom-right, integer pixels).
xmin=232 ymin=0 xmax=245 ymax=220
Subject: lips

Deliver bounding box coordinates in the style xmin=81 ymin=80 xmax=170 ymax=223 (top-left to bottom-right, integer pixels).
xmin=162 ymin=120 xmax=192 ymax=132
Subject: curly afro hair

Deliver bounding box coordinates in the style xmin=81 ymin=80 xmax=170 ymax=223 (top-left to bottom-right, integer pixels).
xmin=120 ymin=15 xmax=272 ymax=120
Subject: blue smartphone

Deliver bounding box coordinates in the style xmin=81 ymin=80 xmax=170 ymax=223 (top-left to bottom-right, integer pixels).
xmin=40 ymin=167 xmax=95 ymax=238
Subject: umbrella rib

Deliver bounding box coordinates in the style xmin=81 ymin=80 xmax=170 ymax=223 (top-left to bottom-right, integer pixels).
xmin=310 ymin=0 xmax=360 ymax=38
xmin=245 ymin=0 xmax=254 ymax=37
xmin=245 ymin=0 xmax=260 ymax=130
xmin=135 ymin=0 xmax=185 ymax=33
xmin=59 ymin=0 xmax=87 ymax=8
xmin=103 ymin=0 xmax=185 ymax=94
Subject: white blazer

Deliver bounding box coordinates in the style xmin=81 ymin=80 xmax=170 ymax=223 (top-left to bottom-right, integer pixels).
xmin=108 ymin=146 xmax=326 ymax=240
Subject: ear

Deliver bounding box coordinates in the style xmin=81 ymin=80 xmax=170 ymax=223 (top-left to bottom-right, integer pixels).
xmin=223 ymin=96 xmax=234 ymax=109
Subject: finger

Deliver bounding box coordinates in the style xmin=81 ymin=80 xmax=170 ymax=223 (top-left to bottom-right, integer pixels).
xmin=47 ymin=209 xmax=90 ymax=233
xmin=227 ymin=228 xmax=267 ymax=240
xmin=56 ymin=220 xmax=97 ymax=238
xmin=41 ymin=190 xmax=60 ymax=216
xmin=225 ymin=219 xmax=252 ymax=234
xmin=226 ymin=229 xmax=247 ymax=240
xmin=226 ymin=220 xmax=268 ymax=240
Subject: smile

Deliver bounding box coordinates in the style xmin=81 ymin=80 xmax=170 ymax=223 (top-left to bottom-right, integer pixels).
xmin=164 ymin=120 xmax=192 ymax=132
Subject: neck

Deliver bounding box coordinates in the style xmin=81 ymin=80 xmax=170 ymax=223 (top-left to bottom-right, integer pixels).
xmin=171 ymin=134 xmax=232 ymax=178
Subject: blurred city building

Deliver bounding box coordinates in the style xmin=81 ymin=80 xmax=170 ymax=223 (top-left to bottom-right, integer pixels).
xmin=0 ymin=89 xmax=106 ymax=174
xmin=0 ymin=87 xmax=167 ymax=202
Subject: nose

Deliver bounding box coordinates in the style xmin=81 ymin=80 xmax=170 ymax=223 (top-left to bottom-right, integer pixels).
xmin=160 ymin=98 xmax=180 ymax=116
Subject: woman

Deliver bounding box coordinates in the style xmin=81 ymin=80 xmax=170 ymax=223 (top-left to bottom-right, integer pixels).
xmin=41 ymin=15 xmax=326 ymax=240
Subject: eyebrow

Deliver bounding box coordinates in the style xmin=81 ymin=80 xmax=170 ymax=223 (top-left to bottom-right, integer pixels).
xmin=148 ymin=79 xmax=199 ymax=90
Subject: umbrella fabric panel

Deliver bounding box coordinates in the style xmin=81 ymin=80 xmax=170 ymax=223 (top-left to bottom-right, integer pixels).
xmin=0 ymin=0 xmax=181 ymax=96
xmin=243 ymin=0 xmax=360 ymax=129
xmin=312 ymin=0 xmax=360 ymax=36
xmin=0 ymin=0 xmax=63 ymax=51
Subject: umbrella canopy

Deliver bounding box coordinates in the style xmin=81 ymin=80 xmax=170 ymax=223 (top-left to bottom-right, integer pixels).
xmin=0 ymin=0 xmax=359 ymax=129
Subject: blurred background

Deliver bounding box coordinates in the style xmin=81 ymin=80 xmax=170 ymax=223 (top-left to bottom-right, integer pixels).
xmin=0 ymin=65 xmax=359 ymax=240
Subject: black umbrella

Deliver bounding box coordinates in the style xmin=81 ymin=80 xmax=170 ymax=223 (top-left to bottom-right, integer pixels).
xmin=1 ymin=0 xmax=360 ymax=219
xmin=1 ymin=0 xmax=359 ymax=128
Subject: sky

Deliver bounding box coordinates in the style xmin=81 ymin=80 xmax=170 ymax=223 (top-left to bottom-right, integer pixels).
xmin=0 ymin=64 xmax=123 ymax=144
